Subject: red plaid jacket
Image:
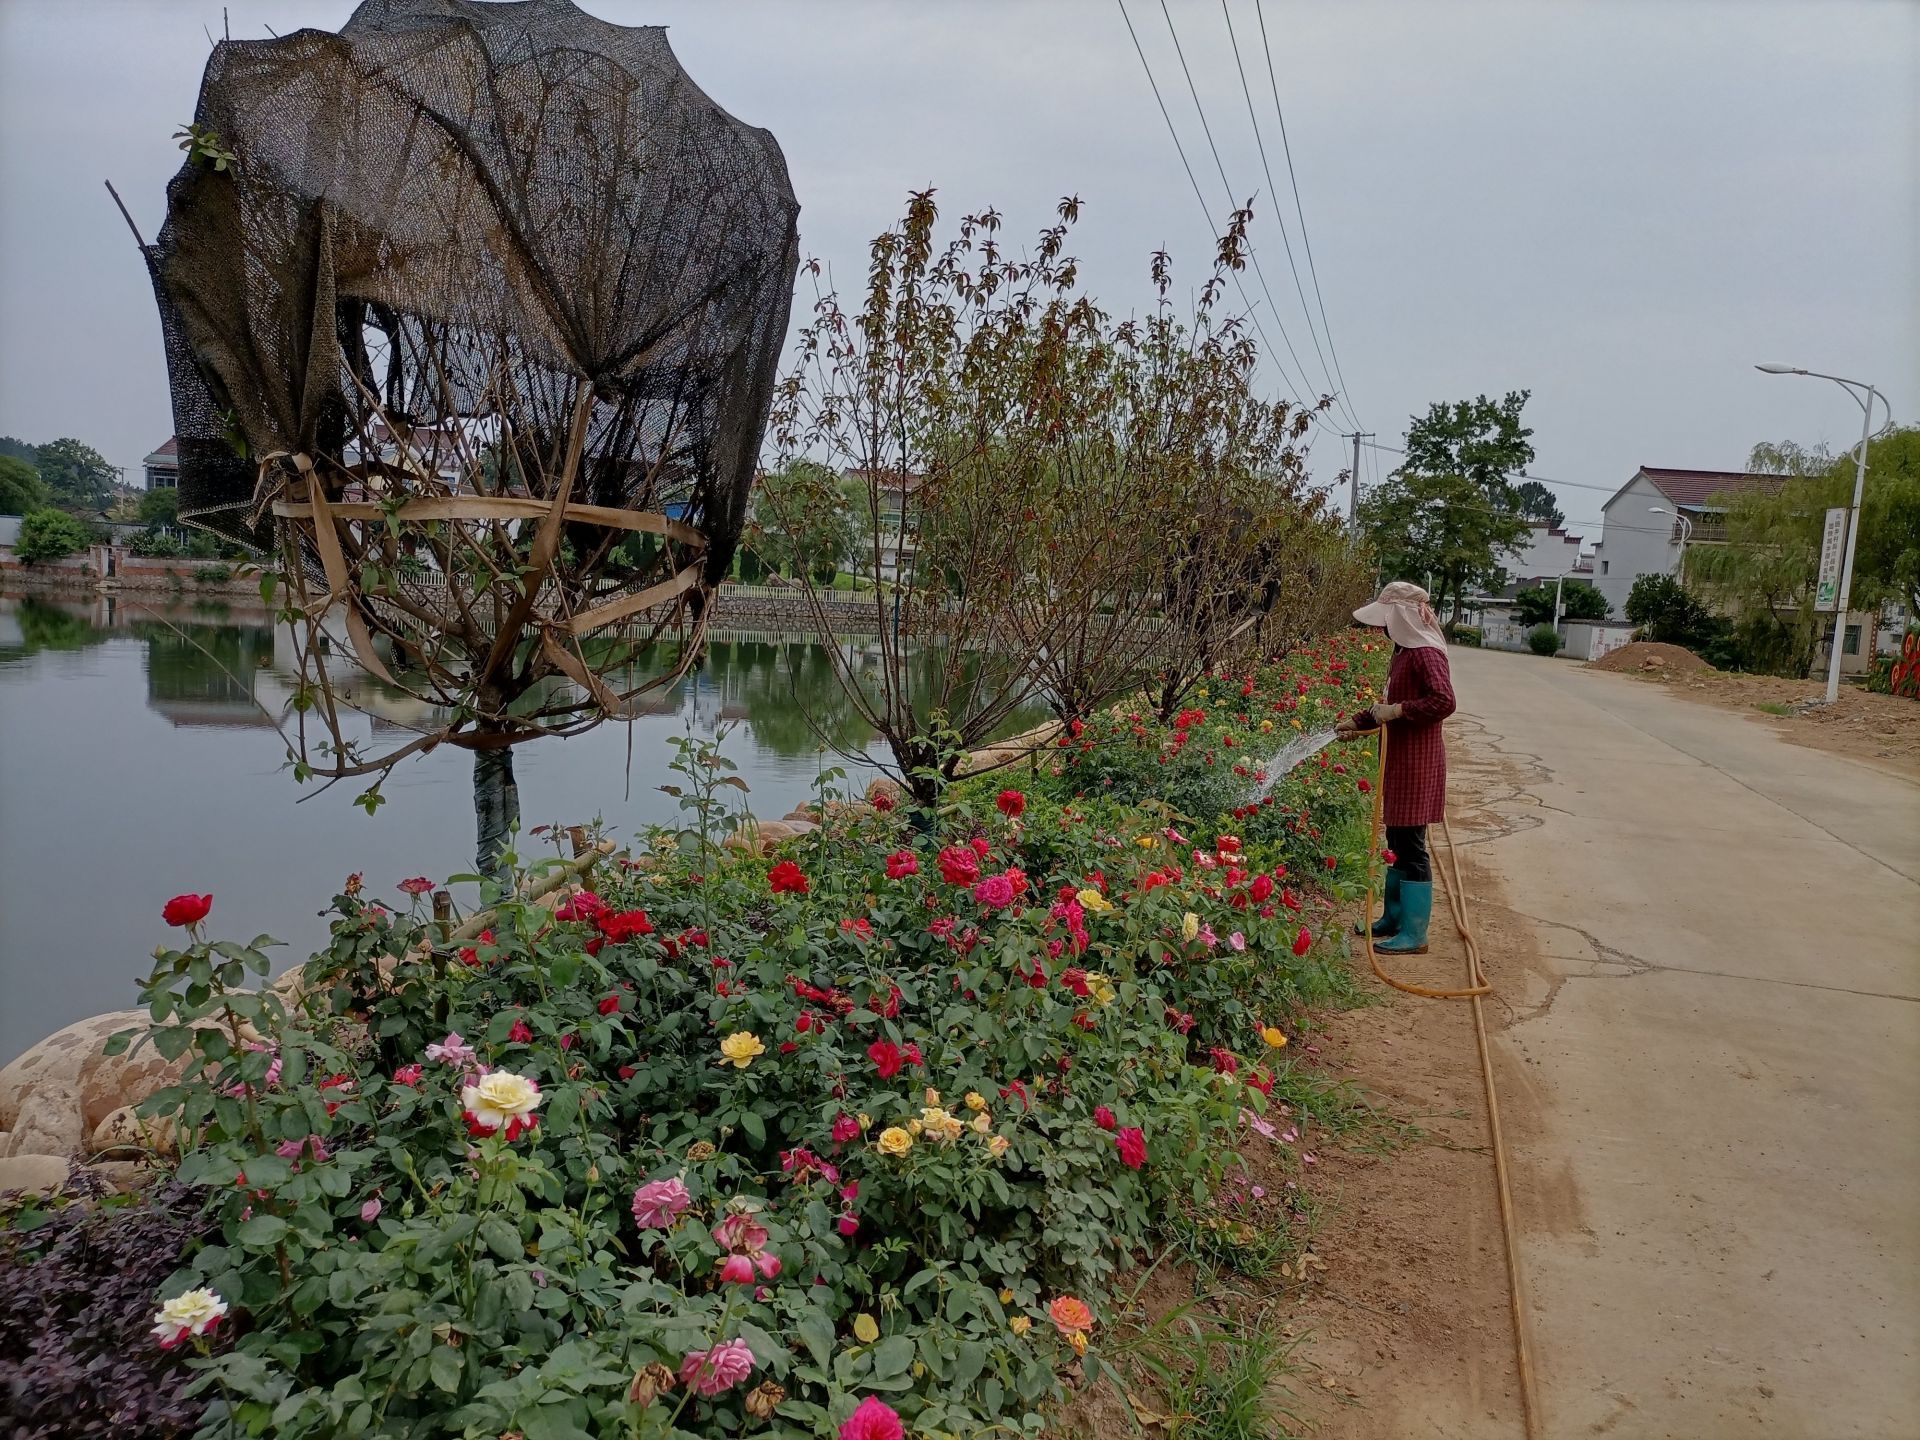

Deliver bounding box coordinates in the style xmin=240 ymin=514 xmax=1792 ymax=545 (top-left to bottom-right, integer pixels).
xmin=1354 ymin=645 xmax=1456 ymax=826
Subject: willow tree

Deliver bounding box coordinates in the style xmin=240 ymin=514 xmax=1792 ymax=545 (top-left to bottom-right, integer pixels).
xmin=138 ymin=0 xmax=798 ymax=873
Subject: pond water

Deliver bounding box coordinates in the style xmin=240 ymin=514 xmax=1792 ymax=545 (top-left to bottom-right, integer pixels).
xmin=0 ymin=591 xmax=1048 ymax=1064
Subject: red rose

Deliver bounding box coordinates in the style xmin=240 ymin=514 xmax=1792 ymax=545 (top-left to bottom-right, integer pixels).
xmin=1293 ymin=927 xmax=1313 ymax=957
xmin=769 ymin=859 xmax=810 ymax=894
xmin=162 ymin=893 xmax=212 ymax=928
xmin=969 ymin=836 xmax=991 ymax=858
xmin=937 ymin=846 xmax=980 ymax=886
xmin=1249 ymin=874 xmax=1274 ymax=903
xmin=867 ymin=1040 xmax=904 ymax=1078
xmin=996 ymin=788 xmax=1027 ymax=818
xmin=397 ymin=877 xmax=434 ymax=896
xmin=1115 ymin=1126 xmax=1148 ymax=1169
xmin=600 ymin=909 xmax=653 ymax=942
xmin=1093 ymin=1104 xmax=1116 ymax=1131
xmin=885 ymin=850 xmax=919 ymax=880
xmin=598 ymin=994 xmax=621 ymax=1016
xmin=508 ymin=1018 xmax=533 ymax=1043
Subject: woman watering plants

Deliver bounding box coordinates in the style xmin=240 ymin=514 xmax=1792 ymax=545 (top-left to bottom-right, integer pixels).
xmin=1337 ymin=581 xmax=1457 ymax=955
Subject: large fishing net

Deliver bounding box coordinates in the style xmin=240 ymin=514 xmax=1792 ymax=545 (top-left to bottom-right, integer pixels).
xmin=144 ymin=0 xmax=799 ymax=793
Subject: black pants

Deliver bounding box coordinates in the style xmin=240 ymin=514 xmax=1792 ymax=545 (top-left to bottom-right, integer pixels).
xmin=1386 ymin=824 xmax=1431 ymax=883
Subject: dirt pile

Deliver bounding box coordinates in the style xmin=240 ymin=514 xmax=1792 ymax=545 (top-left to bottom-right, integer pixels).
xmin=1588 ymin=641 xmax=1709 ymax=675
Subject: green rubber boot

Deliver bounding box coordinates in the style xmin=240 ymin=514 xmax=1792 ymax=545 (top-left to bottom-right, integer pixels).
xmin=1374 ymin=880 xmax=1432 ymax=955
xmin=1354 ymin=869 xmax=1402 ymax=939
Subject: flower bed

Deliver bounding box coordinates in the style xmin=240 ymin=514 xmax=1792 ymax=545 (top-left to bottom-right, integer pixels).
xmin=4 ymin=635 xmax=1387 ymax=1438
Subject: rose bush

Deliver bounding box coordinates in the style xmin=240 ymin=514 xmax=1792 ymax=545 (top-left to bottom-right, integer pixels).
xmin=27 ymin=638 xmax=1386 ymax=1437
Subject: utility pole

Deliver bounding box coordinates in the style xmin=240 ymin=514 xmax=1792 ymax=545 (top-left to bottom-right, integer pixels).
xmin=1345 ymin=432 xmax=1374 ymax=525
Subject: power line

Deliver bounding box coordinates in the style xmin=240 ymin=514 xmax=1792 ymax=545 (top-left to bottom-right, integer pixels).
xmin=1359 ymin=438 xmax=1636 ymax=497
xmin=1219 ymin=0 xmax=1357 ymax=431
xmin=1253 ymin=0 xmax=1363 ymax=436
xmin=1115 ymin=0 xmax=1326 ymax=427
xmin=1154 ymin=0 xmax=1342 ymax=430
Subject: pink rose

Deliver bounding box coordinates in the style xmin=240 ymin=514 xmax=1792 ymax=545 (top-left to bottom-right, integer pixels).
xmin=971 ymin=873 xmax=1015 ymax=909
xmin=681 ymin=1338 xmax=755 ymax=1396
xmin=840 ymin=1396 xmax=905 ymax=1440
xmin=361 ymin=1197 xmax=383 ymax=1223
xmin=1116 ymin=1126 xmax=1147 ymax=1169
xmin=631 ymin=1177 xmax=691 ymax=1230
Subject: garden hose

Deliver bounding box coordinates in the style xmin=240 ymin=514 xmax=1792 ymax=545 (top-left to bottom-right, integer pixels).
xmin=1362 ymin=723 xmax=1541 ymax=1440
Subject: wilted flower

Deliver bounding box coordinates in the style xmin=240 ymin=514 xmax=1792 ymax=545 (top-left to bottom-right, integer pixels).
xmin=628 ymin=1361 xmax=676 ymax=1407
xmin=745 ymin=1380 xmax=787 ymax=1420
xmin=852 ymin=1312 xmax=880 ymax=1343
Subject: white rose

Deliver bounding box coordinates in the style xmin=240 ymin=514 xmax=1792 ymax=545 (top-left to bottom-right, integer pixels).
xmin=462 ymin=1070 xmax=542 ymax=1130
xmin=152 ymin=1287 xmax=228 ymax=1346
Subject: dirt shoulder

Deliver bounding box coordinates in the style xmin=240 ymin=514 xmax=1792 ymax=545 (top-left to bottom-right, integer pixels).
xmin=1583 ymin=656 xmax=1920 ymax=776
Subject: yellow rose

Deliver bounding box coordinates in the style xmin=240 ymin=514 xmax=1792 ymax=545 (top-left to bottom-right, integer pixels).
xmin=907 ymin=1118 xmax=923 ymax=1136
xmin=970 ymin=1111 xmax=992 ymax=1134
xmin=924 ymin=1088 xmax=942 ymax=1106
xmin=1076 ymin=888 xmax=1113 ymax=914
xmin=987 ymin=1134 xmax=1010 ymax=1158
xmin=1010 ymin=1315 xmax=1033 ymax=1337
xmin=1261 ymin=1026 xmax=1288 ymax=1049
xmin=857 ymin=1112 xmax=871 ymax=1130
xmin=998 ymin=1288 xmax=1015 ymax=1304
xmin=1085 ymin=973 xmax=1117 ymax=1006
xmin=1070 ymin=1331 xmax=1089 ymax=1357
xmin=1260 ymin=719 xmax=1274 ymax=732
xmin=1136 ymin=835 xmax=1157 ymax=848
xmin=877 ymin=1126 xmax=914 ymax=1156
xmin=1181 ymin=912 xmax=1200 ymax=942
xmin=852 ymin=1313 xmax=880 ymax=1343
xmin=460 ymin=1070 xmax=542 ymax=1130
xmin=719 ymin=1031 xmax=765 ymax=1068
xmin=921 ymin=1107 xmax=964 ymax=1142
xmin=964 ymin=1091 xmax=988 ymax=1112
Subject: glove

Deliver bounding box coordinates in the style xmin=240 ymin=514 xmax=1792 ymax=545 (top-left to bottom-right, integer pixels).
xmin=1365 ymin=702 xmax=1403 ymax=726
xmin=1334 ymin=720 xmax=1361 ymax=742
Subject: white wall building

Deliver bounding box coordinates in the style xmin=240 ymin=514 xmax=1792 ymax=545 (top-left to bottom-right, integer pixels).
xmin=1504 ymin=522 xmax=1592 ymax=587
xmin=142 ymin=437 xmax=179 ymax=490
xmin=1588 ymin=466 xmax=1781 ymax=615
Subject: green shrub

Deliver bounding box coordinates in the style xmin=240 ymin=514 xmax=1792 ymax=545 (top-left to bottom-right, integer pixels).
xmin=1527 ymin=623 xmax=1563 ymax=656
xmin=193 ymin=563 xmax=233 ymax=585
xmin=128 ymin=528 xmax=184 ymax=558
xmin=13 ymin=507 xmax=93 ymax=564
xmin=1446 ymin=624 xmax=1482 ymax=647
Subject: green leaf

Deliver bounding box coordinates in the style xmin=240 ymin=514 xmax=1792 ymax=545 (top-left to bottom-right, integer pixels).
xmin=428 ymin=1346 xmax=462 ymax=1393
xmin=236 ymin=1213 xmax=289 ymax=1247
xmin=870 ymin=1334 xmax=915 ymax=1380
xmin=739 ymin=1110 xmax=766 ymax=1147
xmin=479 ymin=1217 xmax=522 ymax=1261
xmin=795 ymin=1310 xmax=835 ymax=1370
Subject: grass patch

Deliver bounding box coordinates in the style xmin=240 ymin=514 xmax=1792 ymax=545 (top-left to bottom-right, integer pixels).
xmin=1754 ymin=700 xmax=1792 ymax=716
xmin=1105 ymin=1298 xmax=1310 ymax=1440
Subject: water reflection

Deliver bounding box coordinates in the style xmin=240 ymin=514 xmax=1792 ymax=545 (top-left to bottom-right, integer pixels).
xmin=0 ymin=591 xmax=1048 ymax=1063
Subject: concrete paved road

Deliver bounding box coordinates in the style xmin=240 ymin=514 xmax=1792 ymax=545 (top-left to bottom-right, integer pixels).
xmin=1446 ymin=647 xmax=1920 ymax=1439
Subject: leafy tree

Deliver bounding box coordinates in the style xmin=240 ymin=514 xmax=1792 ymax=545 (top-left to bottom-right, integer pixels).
xmin=1624 ymin=573 xmax=1722 ymax=649
xmin=1512 ymin=579 xmax=1607 ymax=627
xmin=0 ymin=436 xmax=39 ymax=466
xmin=1359 ymin=467 xmax=1530 ymax=624
xmin=747 ymin=460 xmax=854 ymax=581
xmin=34 ymin=437 xmax=119 ymax=512
xmin=0 ymin=455 xmax=49 ymax=515
xmin=1512 ymin=479 xmax=1564 ymax=527
xmin=1688 ymin=427 xmax=1920 ymax=675
xmin=137 ymin=486 xmax=181 ymax=529
xmin=14 ymin=507 xmax=95 ymax=563
xmin=1367 ymin=391 xmax=1536 ymax=621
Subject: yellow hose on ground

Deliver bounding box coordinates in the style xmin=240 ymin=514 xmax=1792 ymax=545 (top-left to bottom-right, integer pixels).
xmin=1362 ymin=722 xmax=1540 ymax=1439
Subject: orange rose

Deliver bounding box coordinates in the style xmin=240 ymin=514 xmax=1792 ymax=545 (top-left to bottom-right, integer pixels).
xmin=1047 ymin=1295 xmax=1095 ymax=1336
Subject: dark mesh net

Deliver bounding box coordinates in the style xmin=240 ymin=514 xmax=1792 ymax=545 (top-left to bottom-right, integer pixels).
xmin=143 ymin=0 xmax=799 ymax=773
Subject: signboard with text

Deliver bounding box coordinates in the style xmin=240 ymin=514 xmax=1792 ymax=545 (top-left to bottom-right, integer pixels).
xmin=1814 ymin=507 xmax=1847 ymax=612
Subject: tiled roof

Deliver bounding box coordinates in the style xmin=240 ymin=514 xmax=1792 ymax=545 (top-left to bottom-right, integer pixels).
xmin=1638 ymin=467 xmax=1784 ymax=508
xmin=145 ymin=436 xmax=179 ymax=460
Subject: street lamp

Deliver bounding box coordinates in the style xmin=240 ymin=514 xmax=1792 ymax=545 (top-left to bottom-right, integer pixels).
xmin=1755 ymin=364 xmax=1887 ymax=703
xmin=1648 ymin=505 xmax=1694 ymax=546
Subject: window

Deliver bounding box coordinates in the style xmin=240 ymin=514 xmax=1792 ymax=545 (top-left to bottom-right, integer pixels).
xmin=1600 ymin=560 xmax=1609 ymax=574
xmin=1843 ymin=625 xmax=1861 ymax=656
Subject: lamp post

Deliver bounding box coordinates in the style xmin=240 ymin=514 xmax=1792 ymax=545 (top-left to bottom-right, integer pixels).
xmin=1756 ymin=364 xmax=1886 ymax=703
xmin=1648 ymin=505 xmax=1694 ymax=548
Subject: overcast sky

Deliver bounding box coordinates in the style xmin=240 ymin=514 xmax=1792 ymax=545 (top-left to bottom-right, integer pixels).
xmin=1 ymin=0 xmax=1913 ymax=539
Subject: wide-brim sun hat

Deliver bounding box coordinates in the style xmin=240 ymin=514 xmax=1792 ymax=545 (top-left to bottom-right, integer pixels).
xmin=1353 ymin=581 xmax=1448 ymax=650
